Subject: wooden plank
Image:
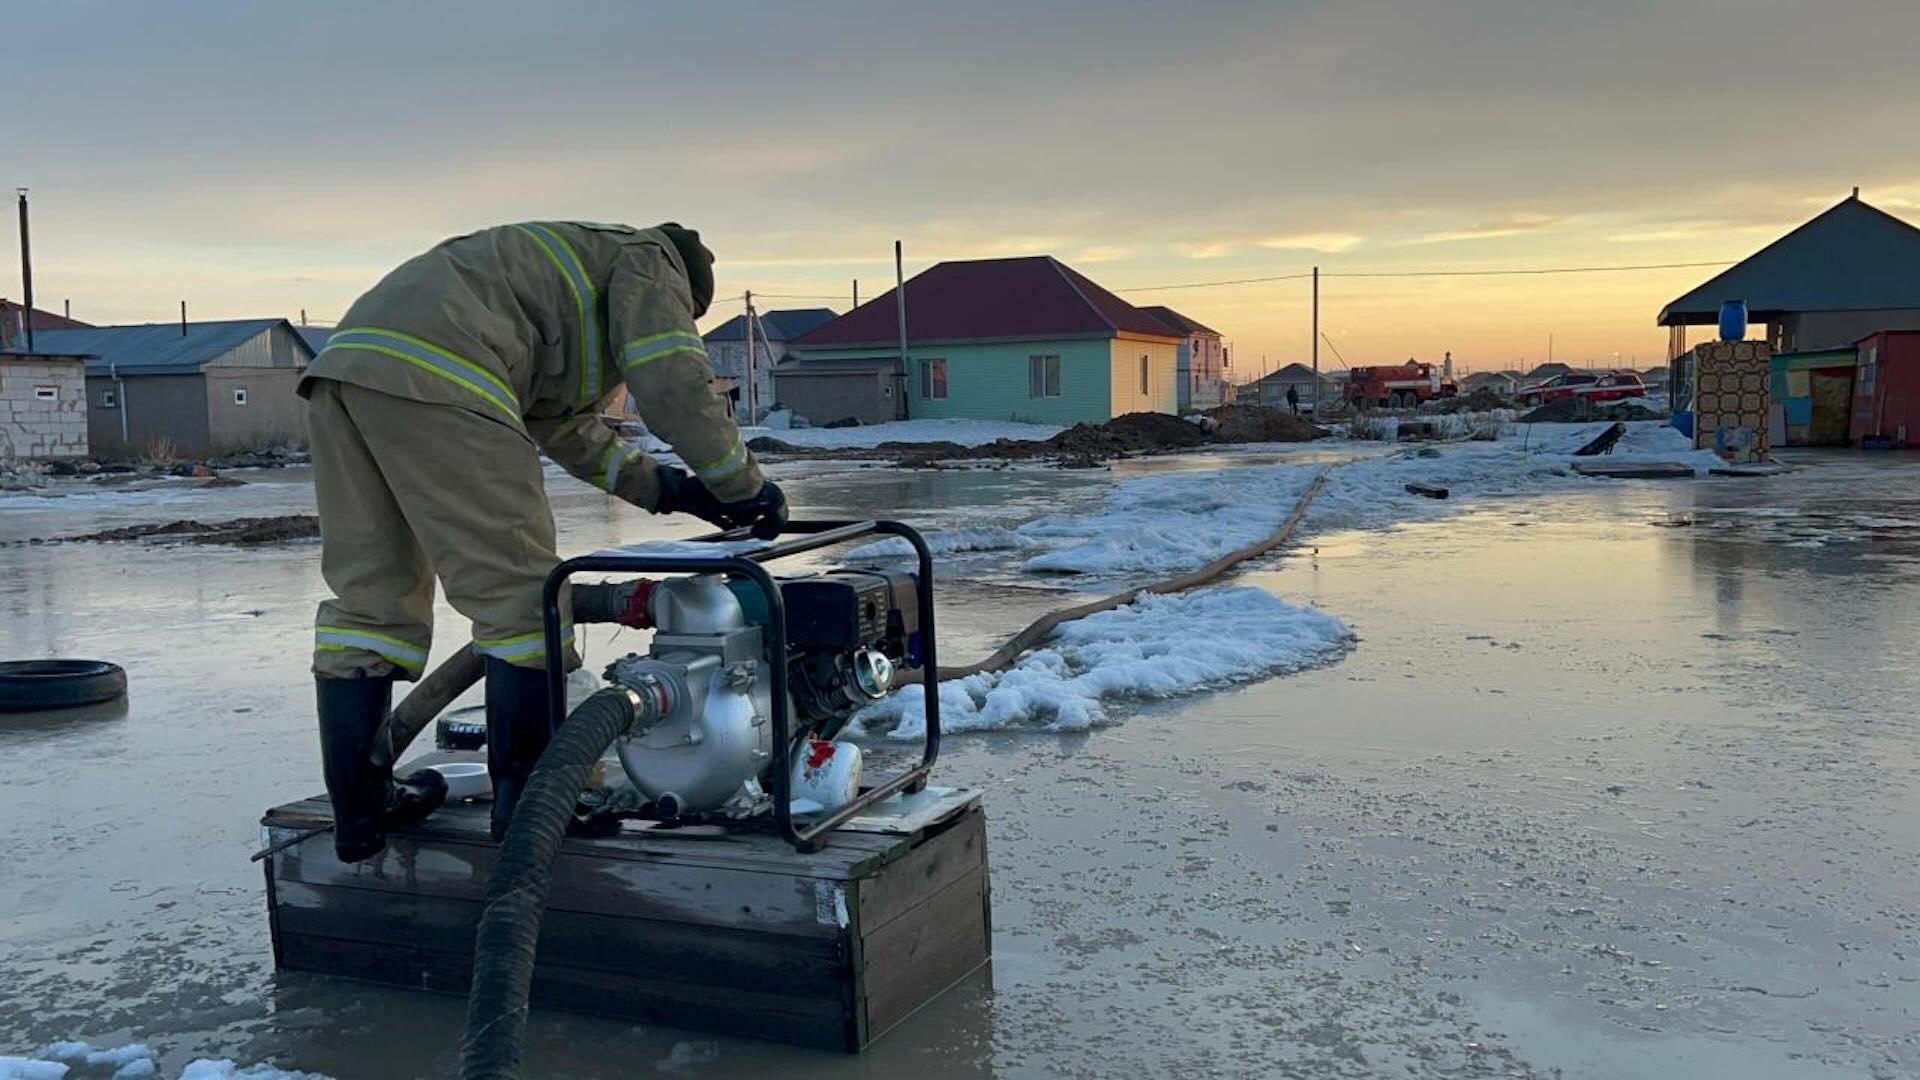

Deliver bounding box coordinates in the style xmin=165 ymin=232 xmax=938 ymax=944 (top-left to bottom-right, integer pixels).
xmin=264 ymin=797 xmax=902 ymax=877
xmin=271 ymin=835 xmax=844 ymax=939
xmin=859 ymin=867 xmax=992 ymax=1041
xmin=273 ymin=881 xmax=849 ymax=996
xmin=856 ymin=808 xmax=987 ymax=934
xmin=277 ymin=934 xmax=855 ymax=1050
xmin=263 ymin=796 xmax=992 ymax=1052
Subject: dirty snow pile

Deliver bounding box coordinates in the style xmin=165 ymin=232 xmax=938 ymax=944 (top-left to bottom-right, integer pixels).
xmin=854 ymin=586 xmax=1352 ymax=737
xmin=1009 ymin=420 xmax=1722 ymax=576
xmin=1020 ymin=464 xmax=1326 ymax=575
xmin=0 ymin=1044 xmax=327 ymax=1080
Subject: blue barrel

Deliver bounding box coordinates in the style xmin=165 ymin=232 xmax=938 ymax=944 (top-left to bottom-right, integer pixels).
xmin=1718 ymin=299 xmax=1747 ymax=342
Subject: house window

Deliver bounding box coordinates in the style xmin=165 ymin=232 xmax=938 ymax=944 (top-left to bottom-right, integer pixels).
xmin=100 ymin=390 xmax=118 ymax=409
xmin=1861 ymin=346 xmax=1877 ymax=395
xmin=233 ymin=387 xmax=250 ymax=406
xmin=1028 ymin=354 xmax=1061 ymax=398
xmin=33 ymin=385 xmax=57 ymax=401
xmin=919 ymin=358 xmax=948 ymax=400
xmin=1139 ymin=355 xmax=1150 ymax=395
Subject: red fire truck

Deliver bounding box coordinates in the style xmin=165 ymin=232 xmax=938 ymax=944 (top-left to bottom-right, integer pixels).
xmin=1343 ymin=362 xmax=1457 ymax=409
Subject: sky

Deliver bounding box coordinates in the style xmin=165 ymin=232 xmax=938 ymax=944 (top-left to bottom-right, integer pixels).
xmin=10 ymin=0 xmax=1920 ymax=375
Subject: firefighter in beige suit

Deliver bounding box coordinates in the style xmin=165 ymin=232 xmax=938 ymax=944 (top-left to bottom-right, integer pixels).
xmin=301 ymin=222 xmax=786 ymax=861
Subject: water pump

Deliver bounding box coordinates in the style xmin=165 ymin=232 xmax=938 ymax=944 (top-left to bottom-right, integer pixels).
xmin=601 ymin=568 xmax=920 ymax=819
xmin=541 ymin=520 xmax=941 ymax=849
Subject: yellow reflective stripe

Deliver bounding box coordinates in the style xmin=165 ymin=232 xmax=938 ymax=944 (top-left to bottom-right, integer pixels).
xmin=473 ymin=625 xmax=574 ymax=663
xmin=323 ymin=328 xmax=521 ymax=422
xmin=315 ymin=625 xmax=428 ymax=670
xmin=595 ymin=441 xmax=645 ymax=493
xmin=689 ymin=437 xmax=749 ymax=484
xmin=607 ymin=445 xmax=643 ymax=493
xmin=620 ymin=331 xmax=705 ymax=372
xmin=595 ymin=440 xmax=623 ymax=491
xmin=513 ymin=224 xmax=603 ymax=408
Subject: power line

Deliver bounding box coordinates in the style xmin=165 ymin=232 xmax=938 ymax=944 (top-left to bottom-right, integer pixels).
xmin=1326 ymin=259 xmax=1735 ymax=279
xmin=1116 ymin=258 xmax=1735 ymax=293
xmin=1117 ymin=272 xmax=1314 ymax=293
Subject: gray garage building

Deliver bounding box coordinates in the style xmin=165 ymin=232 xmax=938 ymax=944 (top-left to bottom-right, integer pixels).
xmin=31 ymin=318 xmax=314 ymax=459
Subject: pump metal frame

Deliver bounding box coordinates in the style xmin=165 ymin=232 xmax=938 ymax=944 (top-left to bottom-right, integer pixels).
xmin=540 ymin=520 xmax=941 ymax=852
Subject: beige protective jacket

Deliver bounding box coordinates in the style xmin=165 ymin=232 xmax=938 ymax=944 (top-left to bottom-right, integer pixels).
xmin=300 ymin=222 xmax=762 ymax=506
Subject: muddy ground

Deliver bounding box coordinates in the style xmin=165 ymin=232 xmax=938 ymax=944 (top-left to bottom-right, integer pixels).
xmin=749 ymin=406 xmax=1329 ymax=468
xmin=2 ymin=449 xmax=1917 ymax=1078
xmin=52 ymin=515 xmax=321 ymax=545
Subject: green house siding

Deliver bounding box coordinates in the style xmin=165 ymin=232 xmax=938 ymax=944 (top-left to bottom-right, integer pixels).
xmin=791 ymin=339 xmax=1117 ymax=423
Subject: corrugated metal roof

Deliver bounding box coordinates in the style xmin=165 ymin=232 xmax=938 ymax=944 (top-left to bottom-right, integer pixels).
xmin=295 ymin=325 xmax=336 ymax=355
xmin=791 ymin=256 xmax=1179 ymax=349
xmin=1659 ymin=197 xmax=1920 ymax=325
xmin=704 ymin=308 xmax=839 ymax=343
xmin=1137 ymin=305 xmax=1221 ymax=337
xmin=30 ymin=318 xmax=308 ymax=376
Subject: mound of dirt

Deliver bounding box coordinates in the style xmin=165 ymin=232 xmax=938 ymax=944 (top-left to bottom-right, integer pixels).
xmin=1087 ymin=412 xmax=1214 ymax=451
xmin=64 ymin=515 xmax=320 ymax=545
xmin=1204 ymin=405 xmax=1328 ymax=442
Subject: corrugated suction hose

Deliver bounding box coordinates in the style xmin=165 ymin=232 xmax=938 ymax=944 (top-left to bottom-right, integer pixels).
xmin=459 ymin=682 xmax=659 ymax=1080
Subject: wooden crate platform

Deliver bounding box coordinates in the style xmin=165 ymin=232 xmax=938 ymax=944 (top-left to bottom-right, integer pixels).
xmin=261 ymin=786 xmax=990 ymax=1052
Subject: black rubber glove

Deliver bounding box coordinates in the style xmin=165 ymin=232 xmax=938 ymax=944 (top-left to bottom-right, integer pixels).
xmin=722 ymin=481 xmax=788 ymax=540
xmin=651 ymin=465 xmax=732 ymax=529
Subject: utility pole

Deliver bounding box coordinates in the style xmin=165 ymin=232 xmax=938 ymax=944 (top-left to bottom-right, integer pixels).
xmin=852 ymin=279 xmax=859 ymax=309
xmin=17 ymin=189 xmax=34 ymax=351
xmin=1310 ymin=266 xmax=1319 ymax=411
xmin=180 ymin=300 xmax=188 ymax=337
xmin=743 ymin=290 xmax=756 ymax=423
xmin=894 ymin=241 xmax=910 ymax=419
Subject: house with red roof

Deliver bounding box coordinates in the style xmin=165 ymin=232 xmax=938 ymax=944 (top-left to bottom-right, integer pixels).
xmin=778 ymin=256 xmax=1184 ymax=425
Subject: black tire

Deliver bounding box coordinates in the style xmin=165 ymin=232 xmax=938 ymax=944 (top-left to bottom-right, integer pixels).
xmin=0 ymin=660 xmax=128 ymax=712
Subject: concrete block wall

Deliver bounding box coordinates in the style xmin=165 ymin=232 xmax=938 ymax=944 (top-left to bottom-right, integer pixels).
xmin=0 ymin=358 xmax=90 ymax=460
xmin=1691 ymin=340 xmax=1771 ymax=460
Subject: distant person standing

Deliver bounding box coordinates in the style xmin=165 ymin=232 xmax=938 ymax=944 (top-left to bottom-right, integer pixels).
xmin=1285 ymin=383 xmax=1300 ymax=415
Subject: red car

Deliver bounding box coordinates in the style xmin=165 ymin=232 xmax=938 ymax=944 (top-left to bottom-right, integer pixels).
xmin=1515 ymin=371 xmax=1647 ymax=407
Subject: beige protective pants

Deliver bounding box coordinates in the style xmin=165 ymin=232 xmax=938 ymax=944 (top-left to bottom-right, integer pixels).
xmin=308 ymin=379 xmax=575 ymax=679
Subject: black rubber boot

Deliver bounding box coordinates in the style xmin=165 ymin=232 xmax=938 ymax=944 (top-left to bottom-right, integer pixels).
xmin=317 ymin=675 xmax=449 ymax=863
xmin=484 ymin=657 xmax=556 ymax=842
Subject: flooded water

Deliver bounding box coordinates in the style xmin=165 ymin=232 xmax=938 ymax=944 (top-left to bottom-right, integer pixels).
xmin=2 ymin=448 xmax=1917 ymax=1078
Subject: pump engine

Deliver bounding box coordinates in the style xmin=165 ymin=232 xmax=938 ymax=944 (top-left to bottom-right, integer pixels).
xmin=594 ymin=568 xmax=922 ymax=819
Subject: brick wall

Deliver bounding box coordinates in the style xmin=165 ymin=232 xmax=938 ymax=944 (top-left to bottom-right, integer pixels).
xmin=0 ymin=356 xmax=90 ymax=460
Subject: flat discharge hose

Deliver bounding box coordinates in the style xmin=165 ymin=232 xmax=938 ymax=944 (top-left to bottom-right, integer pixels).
xmin=902 ymin=466 xmax=1331 ymax=684
xmin=459 ymin=684 xmax=657 ymax=1080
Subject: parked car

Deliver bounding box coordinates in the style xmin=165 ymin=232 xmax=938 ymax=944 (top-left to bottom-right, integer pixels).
xmin=1515 ymin=371 xmax=1646 ymax=407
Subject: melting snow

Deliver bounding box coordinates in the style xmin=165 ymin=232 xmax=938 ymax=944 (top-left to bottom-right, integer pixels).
xmin=856 ymin=586 xmax=1352 ymax=737
xmin=1 ymin=1046 xmax=325 ymax=1080
xmin=1019 ymin=421 xmax=1724 ymax=576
